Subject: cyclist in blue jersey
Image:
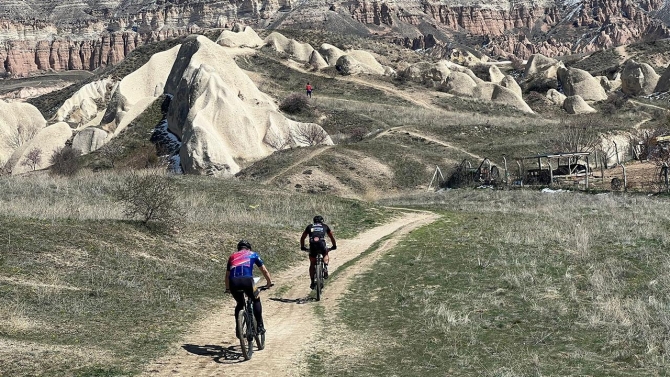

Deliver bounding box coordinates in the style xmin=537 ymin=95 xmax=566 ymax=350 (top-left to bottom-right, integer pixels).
xmin=225 ymin=240 xmax=273 ymax=336
xmin=301 ymin=215 xmax=337 ymax=290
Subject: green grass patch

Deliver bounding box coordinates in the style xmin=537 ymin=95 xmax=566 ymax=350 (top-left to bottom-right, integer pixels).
xmin=313 ymin=190 xmax=670 ymax=376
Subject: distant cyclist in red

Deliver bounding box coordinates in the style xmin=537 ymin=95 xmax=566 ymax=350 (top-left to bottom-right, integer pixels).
xmin=301 ymin=215 xmax=337 ymax=290
xmin=306 ymin=82 xmax=313 ymax=98
xmin=225 ymin=240 xmax=273 ymax=336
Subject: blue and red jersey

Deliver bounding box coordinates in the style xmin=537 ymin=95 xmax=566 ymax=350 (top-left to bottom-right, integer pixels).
xmin=227 ymin=249 xmax=264 ymax=278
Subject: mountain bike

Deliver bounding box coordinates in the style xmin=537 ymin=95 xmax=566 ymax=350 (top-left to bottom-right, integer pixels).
xmin=314 ymin=252 xmax=325 ymax=301
xmin=234 ymin=277 xmax=273 ymax=360
xmin=311 ymin=247 xmax=332 ymax=301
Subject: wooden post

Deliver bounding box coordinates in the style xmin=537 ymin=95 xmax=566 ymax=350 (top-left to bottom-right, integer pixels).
xmin=664 ymin=163 xmax=669 ymax=193
xmin=600 ymin=157 xmax=605 ymax=183
xmin=503 ymin=155 xmax=509 ymax=186
xmin=537 ymin=157 xmax=542 ymax=171
xmin=594 ymin=151 xmax=598 ymax=169
xmin=622 ymin=163 xmax=627 ymax=192
xmin=517 ymin=160 xmax=522 ymax=185
xmin=548 ymin=160 xmax=554 ymax=187
xmin=585 ymin=156 xmax=590 ymax=189
xmin=614 ymin=141 xmax=620 ymax=165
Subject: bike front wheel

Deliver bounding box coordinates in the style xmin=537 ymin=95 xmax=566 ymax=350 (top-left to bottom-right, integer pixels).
xmin=237 ymin=311 xmax=254 ymax=360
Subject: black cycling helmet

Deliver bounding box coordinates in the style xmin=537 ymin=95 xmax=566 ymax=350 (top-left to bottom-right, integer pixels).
xmin=313 ymin=215 xmax=324 ymax=223
xmin=237 ymin=240 xmax=252 ymax=250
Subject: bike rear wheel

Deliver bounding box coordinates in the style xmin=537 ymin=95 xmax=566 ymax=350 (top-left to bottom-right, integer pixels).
xmin=315 ymin=258 xmax=323 ymax=301
xmin=237 ymin=310 xmax=254 ymax=360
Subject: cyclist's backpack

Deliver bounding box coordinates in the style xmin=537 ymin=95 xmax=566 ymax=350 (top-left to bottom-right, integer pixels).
xmin=309 ymin=223 xmax=326 ymax=245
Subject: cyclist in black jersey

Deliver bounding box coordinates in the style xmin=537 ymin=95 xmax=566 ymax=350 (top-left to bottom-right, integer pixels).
xmin=300 ymin=215 xmax=337 ymax=290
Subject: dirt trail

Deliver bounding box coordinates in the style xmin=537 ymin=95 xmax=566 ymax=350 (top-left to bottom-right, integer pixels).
xmin=264 ymin=146 xmax=333 ymax=184
xmin=279 ymin=58 xmax=437 ymax=111
xmin=377 ymin=127 xmax=489 ymax=162
xmin=141 ymin=211 xmax=438 ymax=377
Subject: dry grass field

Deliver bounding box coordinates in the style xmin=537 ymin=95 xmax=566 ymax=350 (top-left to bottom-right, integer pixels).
xmin=311 ymin=189 xmax=670 ymax=376
xmin=4 ymin=26 xmax=670 ymax=376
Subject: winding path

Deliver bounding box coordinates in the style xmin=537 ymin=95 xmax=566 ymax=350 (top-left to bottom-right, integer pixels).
xmin=141 ymin=211 xmax=439 ymax=377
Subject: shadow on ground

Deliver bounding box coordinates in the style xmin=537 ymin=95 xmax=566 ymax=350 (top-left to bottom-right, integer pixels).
xmin=269 ymin=296 xmax=315 ymax=304
xmin=182 ymin=343 xmax=244 ymax=364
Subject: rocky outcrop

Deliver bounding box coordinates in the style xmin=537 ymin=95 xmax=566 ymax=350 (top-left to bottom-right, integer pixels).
xmin=546 ymin=89 xmax=566 ymax=106
xmin=0 ymin=100 xmax=47 ymax=164
xmin=524 ymin=54 xmax=558 ymax=77
xmin=500 ymin=75 xmax=522 ymax=98
xmin=4 ymin=0 xmax=670 ymax=76
xmin=489 ymin=65 xmax=505 ymax=84
xmin=308 ymin=50 xmax=328 ymax=70
xmin=265 ymin=32 xmax=315 ymax=62
xmin=165 ymin=36 xmax=332 ymax=177
xmin=72 ymin=128 xmax=109 ymax=155
xmin=563 ymin=95 xmax=597 ymax=114
xmin=597 ymin=75 xmax=622 ymax=92
xmin=522 ymin=54 xmax=562 ymax=92
xmin=9 ymin=122 xmax=73 ymax=174
xmin=558 ymin=67 xmax=608 ymax=102
xmin=656 ymin=66 xmax=670 ymax=93
xmin=621 ymin=59 xmax=661 ymax=96
xmin=216 ymin=25 xmax=264 ymax=48
xmin=440 ymin=72 xmax=478 ymax=97
xmin=336 ymin=50 xmax=387 ymax=75
xmin=55 ymin=79 xmax=114 ymax=128
xmin=319 ymin=44 xmax=345 ymax=66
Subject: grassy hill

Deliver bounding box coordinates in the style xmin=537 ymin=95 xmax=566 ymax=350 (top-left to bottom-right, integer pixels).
xmin=5 ymin=27 xmax=670 ymax=376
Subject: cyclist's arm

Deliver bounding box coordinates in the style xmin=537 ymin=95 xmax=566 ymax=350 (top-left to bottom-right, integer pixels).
xmin=225 ymin=270 xmax=231 ymax=292
xmin=327 ymin=230 xmax=337 ymax=249
xmin=300 ymin=229 xmax=309 ymax=249
xmin=259 ymin=265 xmax=272 ymax=287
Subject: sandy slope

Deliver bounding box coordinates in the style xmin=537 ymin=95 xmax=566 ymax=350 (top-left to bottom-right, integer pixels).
xmin=141 ymin=211 xmax=438 ymax=376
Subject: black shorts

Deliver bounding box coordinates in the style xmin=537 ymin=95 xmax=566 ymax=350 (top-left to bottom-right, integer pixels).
xmin=229 ymin=276 xmax=258 ymax=302
xmin=309 ymin=241 xmax=328 ymax=258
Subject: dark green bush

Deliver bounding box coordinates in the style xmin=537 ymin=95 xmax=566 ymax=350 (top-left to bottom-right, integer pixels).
xmin=279 ymin=93 xmax=310 ymax=114
xmin=50 ymin=147 xmax=82 ymax=176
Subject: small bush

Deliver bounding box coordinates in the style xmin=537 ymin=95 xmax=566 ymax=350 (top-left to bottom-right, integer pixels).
xmin=279 ymin=93 xmax=310 ymax=114
xmin=50 ymin=147 xmax=82 ymax=176
xmin=21 ymin=148 xmax=42 ymax=171
xmin=116 ymin=170 xmax=181 ymax=225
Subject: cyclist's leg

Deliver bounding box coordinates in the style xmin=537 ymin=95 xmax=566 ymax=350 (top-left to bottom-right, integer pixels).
xmin=240 ymin=282 xmax=264 ymax=329
xmin=229 ymin=277 xmax=248 ymax=335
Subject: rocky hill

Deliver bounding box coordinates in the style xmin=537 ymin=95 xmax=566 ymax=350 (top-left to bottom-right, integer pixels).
xmin=1 ymin=0 xmax=669 ymax=77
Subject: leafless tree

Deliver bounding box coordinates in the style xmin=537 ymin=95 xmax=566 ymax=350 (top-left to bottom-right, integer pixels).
xmin=21 ymin=148 xmax=42 ymax=171
xmin=295 ymin=124 xmax=328 ymax=146
xmin=265 ymin=129 xmax=292 ymax=151
xmin=8 ymin=124 xmax=40 ymax=149
xmin=553 ymin=117 xmax=601 ymax=154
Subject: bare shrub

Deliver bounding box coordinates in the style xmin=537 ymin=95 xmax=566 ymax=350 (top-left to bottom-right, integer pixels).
xmin=265 ymin=129 xmax=292 ymax=151
xmin=8 ymin=124 xmax=40 ymax=149
xmin=295 ymin=124 xmax=328 ymax=146
xmin=553 ymin=116 xmax=602 ymax=153
xmin=349 ymin=127 xmax=367 ymax=142
xmin=116 ymin=170 xmax=181 ymax=225
xmin=21 ymin=148 xmax=42 ymax=171
xmin=50 ymin=147 xmax=82 ymax=177
xmin=99 ymin=143 xmax=124 ymax=168
xmin=279 ymin=93 xmax=310 ymax=114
